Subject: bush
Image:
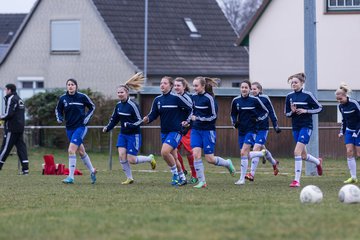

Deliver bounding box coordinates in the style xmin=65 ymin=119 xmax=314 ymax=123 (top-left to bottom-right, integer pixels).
xmin=25 ymin=88 xmax=117 ymax=148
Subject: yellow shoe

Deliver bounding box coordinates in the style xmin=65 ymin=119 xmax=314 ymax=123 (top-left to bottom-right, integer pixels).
xmin=149 ymin=154 xmax=156 ymax=170
xmin=121 ymin=178 xmax=134 ymax=185
xmin=344 ymin=177 xmax=358 ymax=184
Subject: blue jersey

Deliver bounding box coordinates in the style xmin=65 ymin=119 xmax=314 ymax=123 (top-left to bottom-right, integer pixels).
xmin=191 ymin=92 xmax=218 ymax=131
xmin=105 ymin=97 xmax=142 ymax=135
xmin=147 ymin=91 xmax=192 ymax=133
xmin=338 ymin=97 xmax=360 ymax=134
xmin=55 ymin=91 xmax=95 ymax=130
xmin=231 ymin=95 xmax=268 ymax=135
xmin=285 ymin=88 xmax=322 ymax=130
xmin=256 ymin=94 xmax=278 ymax=130
xmin=180 ymin=92 xmax=193 ymax=121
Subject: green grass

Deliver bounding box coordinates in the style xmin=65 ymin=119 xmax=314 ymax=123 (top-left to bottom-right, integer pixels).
xmin=0 ymin=147 xmax=359 ymax=240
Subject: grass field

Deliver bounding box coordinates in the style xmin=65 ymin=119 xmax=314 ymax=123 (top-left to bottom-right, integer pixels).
xmin=0 ymin=147 xmax=359 ymax=240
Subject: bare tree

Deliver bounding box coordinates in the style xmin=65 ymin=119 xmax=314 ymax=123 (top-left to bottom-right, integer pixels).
xmin=217 ymin=0 xmax=263 ymax=35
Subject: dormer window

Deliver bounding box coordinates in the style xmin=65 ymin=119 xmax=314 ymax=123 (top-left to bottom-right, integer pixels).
xmin=184 ymin=18 xmax=201 ymax=38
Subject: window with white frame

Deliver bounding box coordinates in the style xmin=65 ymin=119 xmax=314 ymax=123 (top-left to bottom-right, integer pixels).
xmin=51 ymin=20 xmax=80 ymax=52
xmin=184 ymin=18 xmax=201 ymax=38
xmin=17 ymin=77 xmax=45 ymax=99
xmin=327 ymin=0 xmax=360 ymax=11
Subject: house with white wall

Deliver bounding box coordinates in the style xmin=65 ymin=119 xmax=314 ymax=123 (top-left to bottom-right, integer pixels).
xmin=236 ymin=0 xmax=360 ymax=123
xmin=237 ymin=0 xmax=360 ymax=91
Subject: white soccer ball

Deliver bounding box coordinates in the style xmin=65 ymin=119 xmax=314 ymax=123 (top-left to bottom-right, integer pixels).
xmin=338 ymin=184 xmax=360 ymax=204
xmin=300 ymin=185 xmax=323 ymax=203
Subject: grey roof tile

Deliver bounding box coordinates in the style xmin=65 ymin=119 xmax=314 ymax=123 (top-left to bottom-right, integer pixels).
xmin=0 ymin=13 xmax=27 ymax=44
xmin=92 ymin=0 xmax=248 ymax=76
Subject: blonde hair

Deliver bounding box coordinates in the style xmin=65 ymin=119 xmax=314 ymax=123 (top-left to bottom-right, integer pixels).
xmin=194 ymin=76 xmax=219 ymax=97
xmin=119 ymin=72 xmax=144 ymax=92
xmin=288 ymin=72 xmax=306 ymax=83
xmin=174 ymin=77 xmax=190 ymax=92
xmin=335 ymin=82 xmax=351 ymax=96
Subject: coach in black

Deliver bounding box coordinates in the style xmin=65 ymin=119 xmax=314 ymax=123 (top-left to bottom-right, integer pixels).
xmin=0 ymin=83 xmax=29 ymax=174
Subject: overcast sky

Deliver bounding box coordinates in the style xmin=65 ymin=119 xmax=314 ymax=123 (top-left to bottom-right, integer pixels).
xmin=0 ymin=0 xmax=36 ymax=13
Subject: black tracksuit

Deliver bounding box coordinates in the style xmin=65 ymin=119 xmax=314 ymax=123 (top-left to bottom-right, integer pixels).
xmin=0 ymin=92 xmax=29 ymax=173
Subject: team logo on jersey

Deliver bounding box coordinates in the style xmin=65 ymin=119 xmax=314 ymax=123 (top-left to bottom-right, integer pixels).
xmin=19 ymin=100 xmax=25 ymax=109
xmin=157 ymin=101 xmax=161 ymax=110
xmin=63 ymin=99 xmax=68 ymax=107
xmin=236 ymin=103 xmax=240 ymax=111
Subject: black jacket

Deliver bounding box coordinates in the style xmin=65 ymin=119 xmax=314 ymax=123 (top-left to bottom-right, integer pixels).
xmin=1 ymin=92 xmax=25 ymax=133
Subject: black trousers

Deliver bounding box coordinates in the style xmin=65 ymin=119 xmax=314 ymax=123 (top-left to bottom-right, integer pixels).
xmin=0 ymin=131 xmax=29 ymax=173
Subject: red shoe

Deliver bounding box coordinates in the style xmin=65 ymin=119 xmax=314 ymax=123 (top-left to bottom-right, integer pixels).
xmin=245 ymin=173 xmax=254 ymax=181
xmin=289 ymin=180 xmax=300 ymax=187
xmin=273 ymin=161 xmax=279 ymax=176
xmin=317 ymin=158 xmax=323 ymax=176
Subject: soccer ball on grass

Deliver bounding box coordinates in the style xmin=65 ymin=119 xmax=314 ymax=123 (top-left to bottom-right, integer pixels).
xmin=300 ymin=185 xmax=323 ymax=203
xmin=338 ymin=184 xmax=360 ymax=204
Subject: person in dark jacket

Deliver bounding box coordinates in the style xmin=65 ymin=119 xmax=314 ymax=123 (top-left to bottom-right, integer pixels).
xmin=143 ymin=76 xmax=192 ymax=186
xmin=0 ymin=83 xmax=29 ymax=174
xmin=103 ymin=73 xmax=156 ymax=185
xmin=189 ymin=77 xmax=236 ymax=189
xmin=335 ymin=83 xmax=360 ymax=184
xmin=55 ymin=79 xmax=97 ymax=184
xmin=173 ymin=77 xmax=198 ymax=184
xmin=245 ymin=81 xmax=281 ymax=182
xmin=285 ymin=73 xmax=323 ymax=188
xmin=230 ymin=80 xmax=268 ymax=185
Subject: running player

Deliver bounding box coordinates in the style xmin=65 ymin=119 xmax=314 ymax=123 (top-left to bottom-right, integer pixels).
xmin=103 ymin=73 xmax=156 ymax=185
xmin=285 ymin=73 xmax=323 ymax=187
xmin=230 ymin=80 xmax=269 ymax=185
xmin=55 ymin=79 xmax=97 ymax=184
xmin=335 ymin=83 xmax=360 ymax=184
xmin=189 ymin=76 xmax=236 ymax=189
xmin=245 ymin=81 xmax=281 ymax=181
xmin=143 ymin=76 xmax=192 ymax=186
xmin=174 ymin=77 xmax=198 ymax=184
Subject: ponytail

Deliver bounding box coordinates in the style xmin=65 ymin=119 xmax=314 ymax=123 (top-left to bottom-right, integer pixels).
xmin=119 ymin=72 xmax=144 ymax=92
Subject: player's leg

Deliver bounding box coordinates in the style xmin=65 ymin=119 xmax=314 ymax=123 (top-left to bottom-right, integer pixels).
xmin=248 ymin=143 xmax=262 ymax=180
xmin=290 ymin=141 xmax=306 ymax=187
xmin=343 ymin=131 xmax=359 ymax=183
xmin=14 ymin=133 xmax=29 ymax=175
xmin=344 ymin=143 xmax=357 ymax=183
xmin=182 ymin=130 xmax=197 ymax=182
xmin=0 ymin=132 xmax=17 ymax=171
xmin=127 ymin=134 xmax=156 ymax=170
xmin=161 ymin=132 xmax=182 ymax=186
xmin=191 ymin=129 xmax=206 ymax=188
xmin=203 ymin=130 xmax=235 ymax=177
xmin=300 ymin=128 xmax=322 ymax=176
xmin=237 ymin=143 xmax=252 ymax=184
xmin=120 ymin=148 xmax=134 ymax=185
xmin=177 ymin=144 xmax=187 ymax=173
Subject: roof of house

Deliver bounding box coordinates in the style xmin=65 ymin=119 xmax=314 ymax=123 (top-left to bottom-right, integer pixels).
xmin=236 ymin=0 xmax=271 ymax=46
xmin=0 ymin=13 xmax=27 ymax=44
xmin=92 ymin=0 xmax=249 ymax=76
xmin=0 ymin=0 xmax=248 ymax=77
xmin=0 ymin=13 xmax=27 ymax=62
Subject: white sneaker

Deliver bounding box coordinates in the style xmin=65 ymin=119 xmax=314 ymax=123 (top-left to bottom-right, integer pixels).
xmin=235 ymin=179 xmax=245 ymax=185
